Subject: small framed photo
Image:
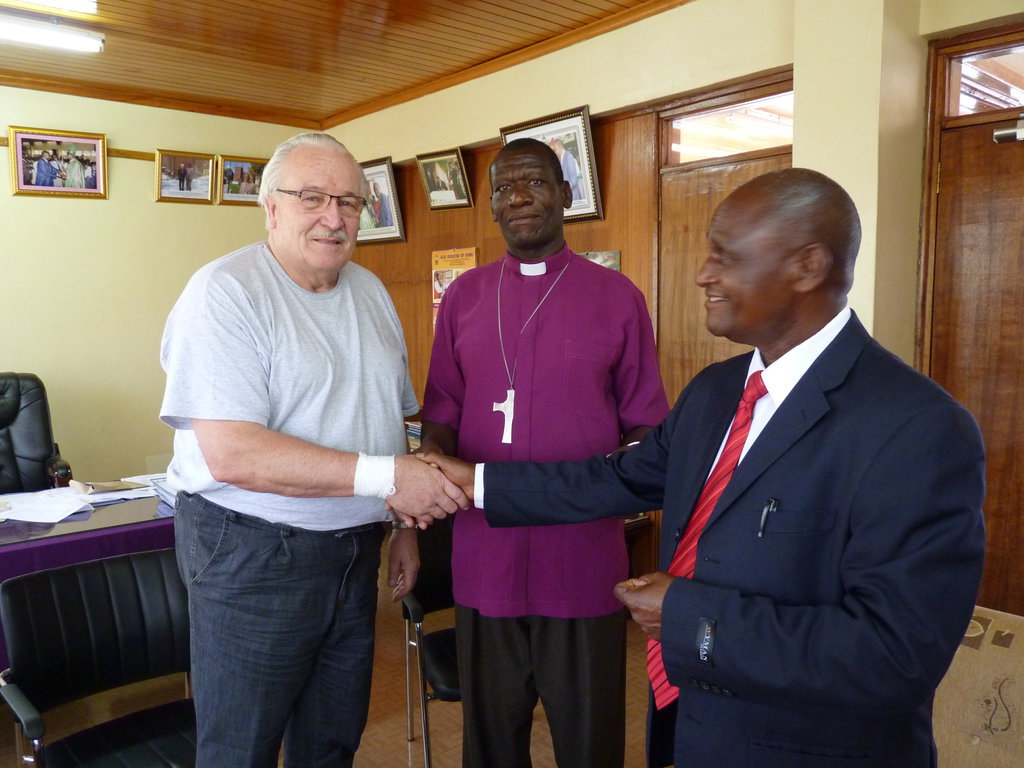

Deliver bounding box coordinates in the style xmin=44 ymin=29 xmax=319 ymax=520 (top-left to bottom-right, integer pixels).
xmin=216 ymin=155 xmax=267 ymax=206
xmin=358 ymin=157 xmax=405 ymax=242
xmin=415 ymin=148 xmax=472 ymax=210
xmin=500 ymin=105 xmax=603 ymax=222
xmin=155 ymin=149 xmax=215 ymax=203
xmin=9 ymin=126 xmax=107 ymax=198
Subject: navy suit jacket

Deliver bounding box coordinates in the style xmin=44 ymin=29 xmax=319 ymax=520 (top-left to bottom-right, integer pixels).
xmin=483 ymin=315 xmax=985 ymax=768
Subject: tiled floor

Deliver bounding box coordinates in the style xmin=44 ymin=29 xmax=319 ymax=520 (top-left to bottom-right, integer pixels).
xmin=0 ymin=548 xmax=651 ymax=768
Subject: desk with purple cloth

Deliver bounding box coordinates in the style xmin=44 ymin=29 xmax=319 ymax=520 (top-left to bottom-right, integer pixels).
xmin=0 ymin=497 xmax=175 ymax=669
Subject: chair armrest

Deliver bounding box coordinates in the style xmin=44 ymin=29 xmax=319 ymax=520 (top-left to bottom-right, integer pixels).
xmin=0 ymin=678 xmax=44 ymax=739
xmin=402 ymin=592 xmax=425 ymax=623
xmin=45 ymin=447 xmax=72 ymax=488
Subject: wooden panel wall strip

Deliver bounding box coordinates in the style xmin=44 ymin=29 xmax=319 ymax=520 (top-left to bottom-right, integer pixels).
xmin=109 ymin=148 xmax=155 ymax=161
xmin=3 ymin=136 xmax=161 ymax=162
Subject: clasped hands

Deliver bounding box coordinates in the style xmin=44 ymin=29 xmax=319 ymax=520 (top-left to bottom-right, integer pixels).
xmin=389 ymin=452 xmax=673 ymax=639
xmin=386 ymin=452 xmax=475 ymax=529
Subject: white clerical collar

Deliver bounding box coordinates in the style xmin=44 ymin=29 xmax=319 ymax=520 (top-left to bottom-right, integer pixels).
xmin=519 ymin=260 xmax=546 ymax=276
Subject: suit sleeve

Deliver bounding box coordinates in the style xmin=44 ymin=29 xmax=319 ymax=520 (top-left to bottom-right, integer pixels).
xmin=482 ymin=383 xmax=686 ymax=526
xmin=659 ymin=400 xmax=986 ymax=714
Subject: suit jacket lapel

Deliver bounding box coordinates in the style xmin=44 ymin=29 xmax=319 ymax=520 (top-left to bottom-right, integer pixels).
xmin=660 ymin=354 xmax=750 ymax=566
xmin=707 ymin=315 xmax=870 ymax=526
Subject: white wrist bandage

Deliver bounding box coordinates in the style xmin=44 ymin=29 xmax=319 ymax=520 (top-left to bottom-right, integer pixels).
xmin=354 ymin=454 xmax=396 ymax=499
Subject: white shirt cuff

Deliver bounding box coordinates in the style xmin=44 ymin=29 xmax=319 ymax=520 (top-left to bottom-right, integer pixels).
xmin=474 ymin=463 xmax=485 ymax=509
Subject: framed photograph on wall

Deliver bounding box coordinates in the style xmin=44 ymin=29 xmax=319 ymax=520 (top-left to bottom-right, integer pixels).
xmin=500 ymin=105 xmax=603 ymax=222
xmin=8 ymin=126 xmax=107 ymax=198
xmin=216 ymin=154 xmax=267 ymax=206
xmin=155 ymin=149 xmax=215 ymax=203
xmin=415 ymin=148 xmax=473 ymax=210
xmin=358 ymin=157 xmax=405 ymax=242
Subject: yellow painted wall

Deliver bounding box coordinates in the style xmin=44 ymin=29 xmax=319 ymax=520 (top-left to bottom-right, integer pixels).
xmin=1 ymin=0 xmax=1020 ymax=479
xmin=331 ymin=0 xmax=796 ymax=163
xmin=920 ymin=0 xmax=1024 ymax=36
xmin=1 ymin=88 xmax=295 ymax=479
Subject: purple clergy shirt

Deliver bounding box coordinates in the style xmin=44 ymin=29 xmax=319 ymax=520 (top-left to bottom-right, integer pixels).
xmin=423 ymin=245 xmax=669 ymax=617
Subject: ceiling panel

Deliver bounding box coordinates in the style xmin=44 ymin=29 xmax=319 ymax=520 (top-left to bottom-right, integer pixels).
xmin=0 ymin=0 xmax=687 ymax=128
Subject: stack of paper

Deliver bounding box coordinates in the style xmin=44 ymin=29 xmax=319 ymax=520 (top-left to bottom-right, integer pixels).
xmin=123 ymin=473 xmax=176 ymax=506
xmin=0 ymin=488 xmax=92 ymax=523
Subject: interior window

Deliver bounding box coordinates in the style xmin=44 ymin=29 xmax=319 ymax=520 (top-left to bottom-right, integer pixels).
xmin=668 ymin=92 xmax=793 ymax=164
xmin=952 ymin=45 xmax=1024 ymax=116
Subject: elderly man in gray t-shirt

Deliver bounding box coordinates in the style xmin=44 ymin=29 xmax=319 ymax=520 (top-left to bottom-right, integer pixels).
xmin=160 ymin=132 xmax=464 ymax=768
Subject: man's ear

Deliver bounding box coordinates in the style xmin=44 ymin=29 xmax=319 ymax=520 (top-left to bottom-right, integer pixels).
xmin=790 ymin=242 xmax=833 ymax=293
xmin=561 ymin=180 xmax=573 ymax=210
xmin=265 ymin=198 xmax=280 ymax=230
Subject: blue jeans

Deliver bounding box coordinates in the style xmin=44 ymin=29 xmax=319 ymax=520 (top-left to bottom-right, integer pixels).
xmin=174 ymin=492 xmax=384 ymax=768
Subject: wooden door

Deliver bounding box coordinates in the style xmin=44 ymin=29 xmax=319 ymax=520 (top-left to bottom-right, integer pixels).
xmin=929 ymin=119 xmax=1024 ymax=615
xmin=657 ymin=148 xmax=791 ymax=399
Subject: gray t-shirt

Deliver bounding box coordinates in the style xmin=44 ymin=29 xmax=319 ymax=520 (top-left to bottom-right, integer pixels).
xmin=160 ymin=241 xmax=418 ymax=529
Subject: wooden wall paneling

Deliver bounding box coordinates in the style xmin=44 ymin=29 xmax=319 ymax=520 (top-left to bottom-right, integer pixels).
xmin=656 ymin=148 xmax=791 ymax=401
xmin=356 ymin=111 xmax=659 ymax=405
xmin=929 ymin=122 xmax=1024 ymax=616
xmin=571 ymin=112 xmax=659 ymax=313
xmin=921 ymin=25 xmax=1024 ymax=617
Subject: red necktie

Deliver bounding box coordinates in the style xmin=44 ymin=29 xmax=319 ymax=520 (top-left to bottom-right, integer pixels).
xmin=647 ymin=370 xmax=768 ymax=709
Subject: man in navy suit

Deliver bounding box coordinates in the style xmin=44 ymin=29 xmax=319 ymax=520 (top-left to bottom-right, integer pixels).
xmin=419 ymin=168 xmax=986 ymax=768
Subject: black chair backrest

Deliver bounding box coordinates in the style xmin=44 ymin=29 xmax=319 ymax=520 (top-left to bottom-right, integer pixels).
xmin=406 ymin=515 xmax=454 ymax=617
xmin=0 ymin=372 xmax=59 ymax=493
xmin=0 ymin=548 xmax=190 ymax=711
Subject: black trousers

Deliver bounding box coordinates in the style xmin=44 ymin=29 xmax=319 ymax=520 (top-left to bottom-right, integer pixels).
xmin=455 ymin=604 xmax=627 ymax=768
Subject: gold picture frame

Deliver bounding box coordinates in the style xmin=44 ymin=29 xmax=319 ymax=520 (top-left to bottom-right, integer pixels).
xmin=155 ymin=149 xmax=215 ymax=203
xmin=358 ymin=156 xmax=405 ymax=242
xmin=8 ymin=126 xmax=107 ymax=199
xmin=216 ymin=154 xmax=268 ymax=206
xmin=415 ymin=147 xmax=473 ymax=210
xmin=500 ymin=105 xmax=603 ymax=223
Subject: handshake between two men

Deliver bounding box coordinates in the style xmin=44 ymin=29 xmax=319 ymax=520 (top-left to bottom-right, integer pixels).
xmin=387 ymin=452 xmax=475 ymax=528
xmin=387 ymin=451 xmax=670 ymax=642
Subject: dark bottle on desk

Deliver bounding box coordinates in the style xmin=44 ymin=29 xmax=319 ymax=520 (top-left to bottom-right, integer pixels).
xmin=45 ymin=442 xmax=73 ymax=488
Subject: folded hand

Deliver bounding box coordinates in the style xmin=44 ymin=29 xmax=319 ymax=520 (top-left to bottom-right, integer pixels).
xmin=387 ymin=454 xmax=469 ymax=528
xmin=614 ymin=571 xmax=674 ymax=641
xmin=418 ymin=452 xmax=475 ymax=501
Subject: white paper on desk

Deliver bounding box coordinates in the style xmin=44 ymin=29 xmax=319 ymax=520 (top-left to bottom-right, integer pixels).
xmin=0 ymin=488 xmax=93 ymax=522
xmin=122 ymin=473 xmax=168 ymax=485
xmin=70 ymin=487 xmax=158 ymax=506
xmin=122 ymin=473 xmax=175 ymax=507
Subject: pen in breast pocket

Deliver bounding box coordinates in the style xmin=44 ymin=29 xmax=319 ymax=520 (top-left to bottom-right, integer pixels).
xmin=758 ymin=498 xmax=777 ymax=537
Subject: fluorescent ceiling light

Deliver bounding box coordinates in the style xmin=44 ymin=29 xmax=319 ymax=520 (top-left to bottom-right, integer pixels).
xmin=0 ymin=12 xmax=103 ymax=52
xmin=8 ymin=1 xmax=97 ymax=13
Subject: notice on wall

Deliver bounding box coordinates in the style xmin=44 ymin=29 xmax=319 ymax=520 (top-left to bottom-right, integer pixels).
xmin=431 ymin=247 xmax=477 ymax=327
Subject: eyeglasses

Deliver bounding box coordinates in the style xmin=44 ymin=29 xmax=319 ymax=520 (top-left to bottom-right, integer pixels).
xmin=276 ymin=188 xmax=367 ymax=218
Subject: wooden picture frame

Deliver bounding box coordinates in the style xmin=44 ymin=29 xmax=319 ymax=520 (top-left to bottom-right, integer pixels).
xmin=500 ymin=105 xmax=603 ymax=222
xmin=8 ymin=126 xmax=107 ymax=198
xmin=155 ymin=149 xmax=215 ymax=203
xmin=216 ymin=154 xmax=267 ymax=206
xmin=415 ymin=147 xmax=472 ymax=210
xmin=358 ymin=156 xmax=405 ymax=242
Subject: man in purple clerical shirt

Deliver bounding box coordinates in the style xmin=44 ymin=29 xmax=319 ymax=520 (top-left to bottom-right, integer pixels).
xmin=420 ymin=138 xmax=668 ymax=768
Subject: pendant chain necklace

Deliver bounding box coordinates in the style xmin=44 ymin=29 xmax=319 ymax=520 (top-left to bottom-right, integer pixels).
xmin=497 ymin=257 xmax=570 ymax=390
xmin=492 ymin=257 xmax=570 ymax=444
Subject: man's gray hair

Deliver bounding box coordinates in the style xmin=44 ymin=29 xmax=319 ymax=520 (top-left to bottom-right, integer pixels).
xmin=258 ymin=132 xmax=370 ymax=213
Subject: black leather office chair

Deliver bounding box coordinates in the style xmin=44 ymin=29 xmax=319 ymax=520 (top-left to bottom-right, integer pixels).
xmin=0 ymin=548 xmax=195 ymax=768
xmin=402 ymin=516 xmax=460 ymax=768
xmin=0 ymin=372 xmax=72 ymax=493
